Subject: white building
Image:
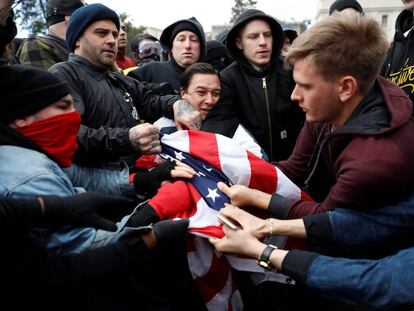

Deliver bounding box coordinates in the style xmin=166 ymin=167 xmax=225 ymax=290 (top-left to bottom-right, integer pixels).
xmin=315 ymin=0 xmax=404 ymax=39
xmin=144 ymin=26 xmax=163 ymax=40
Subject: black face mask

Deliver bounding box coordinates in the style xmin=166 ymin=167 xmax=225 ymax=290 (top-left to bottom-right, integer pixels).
xmin=0 ymin=11 xmax=17 ymax=56
xmin=138 ymin=53 xmax=161 ymax=65
xmin=209 ymin=56 xmax=230 ymax=72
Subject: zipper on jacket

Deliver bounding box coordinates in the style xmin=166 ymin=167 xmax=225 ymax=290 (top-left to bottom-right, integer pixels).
xmin=262 ymin=77 xmax=273 ymax=159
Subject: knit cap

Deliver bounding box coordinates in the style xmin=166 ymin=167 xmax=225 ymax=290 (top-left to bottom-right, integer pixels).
xmin=66 ymin=3 xmax=120 ymax=52
xmin=0 ymin=65 xmax=70 ymax=123
xmin=329 ymin=0 xmax=364 ymax=15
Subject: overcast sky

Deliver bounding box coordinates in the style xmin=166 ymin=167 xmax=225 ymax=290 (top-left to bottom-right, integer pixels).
xmin=87 ymin=0 xmax=320 ymax=32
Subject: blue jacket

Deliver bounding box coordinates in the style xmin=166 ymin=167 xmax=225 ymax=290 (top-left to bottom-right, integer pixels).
xmin=303 ymin=193 xmax=414 ymax=258
xmin=0 ymin=145 xmax=134 ymax=255
xmin=284 ymin=247 xmax=414 ymax=308
xmin=283 ymin=194 xmax=414 ymax=308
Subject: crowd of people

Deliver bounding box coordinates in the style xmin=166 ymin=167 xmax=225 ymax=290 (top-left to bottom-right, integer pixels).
xmin=1 ymin=0 xmax=414 ymax=310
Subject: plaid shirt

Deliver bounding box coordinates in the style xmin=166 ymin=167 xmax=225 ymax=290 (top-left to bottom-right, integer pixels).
xmin=16 ymin=33 xmax=69 ymax=70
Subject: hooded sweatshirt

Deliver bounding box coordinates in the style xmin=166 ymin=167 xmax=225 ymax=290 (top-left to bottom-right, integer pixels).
xmin=201 ymin=9 xmax=304 ymax=162
xmin=128 ymin=17 xmax=206 ymax=93
xmin=381 ymin=9 xmax=414 ymax=114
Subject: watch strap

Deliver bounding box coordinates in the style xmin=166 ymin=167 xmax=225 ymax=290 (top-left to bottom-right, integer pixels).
xmin=257 ymin=244 xmax=278 ymax=270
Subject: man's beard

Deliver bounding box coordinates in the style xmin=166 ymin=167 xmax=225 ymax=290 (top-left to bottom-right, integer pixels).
xmin=94 ymin=44 xmax=115 ymax=68
xmin=98 ymin=54 xmax=115 ymax=68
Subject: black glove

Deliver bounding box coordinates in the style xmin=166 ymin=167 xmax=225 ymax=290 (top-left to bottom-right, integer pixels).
xmin=125 ymin=202 xmax=160 ymax=227
xmin=152 ymin=219 xmax=189 ymax=244
xmin=133 ymin=160 xmax=176 ymax=197
xmin=150 ymin=82 xmax=175 ymax=95
xmin=40 ymin=192 xmax=136 ymax=231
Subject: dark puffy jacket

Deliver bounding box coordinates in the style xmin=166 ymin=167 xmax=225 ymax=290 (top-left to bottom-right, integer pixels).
xmin=128 ymin=60 xmax=182 ymax=94
xmin=201 ymin=9 xmax=304 ymax=162
xmin=50 ymin=54 xmax=179 ymax=167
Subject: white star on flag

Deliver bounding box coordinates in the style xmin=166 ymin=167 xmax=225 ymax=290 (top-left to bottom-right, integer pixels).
xmin=206 ymin=188 xmax=220 ymax=202
xmin=174 ymin=151 xmax=186 ymax=161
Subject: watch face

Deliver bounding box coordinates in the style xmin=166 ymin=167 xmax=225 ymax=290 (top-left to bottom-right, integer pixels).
xmin=258 ymin=260 xmax=271 ymax=270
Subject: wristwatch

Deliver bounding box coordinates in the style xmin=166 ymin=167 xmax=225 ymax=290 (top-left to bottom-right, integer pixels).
xmin=257 ymin=244 xmax=278 ymax=270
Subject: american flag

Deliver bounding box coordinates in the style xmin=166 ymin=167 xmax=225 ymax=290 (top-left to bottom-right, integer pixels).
xmin=146 ymin=130 xmax=311 ymax=310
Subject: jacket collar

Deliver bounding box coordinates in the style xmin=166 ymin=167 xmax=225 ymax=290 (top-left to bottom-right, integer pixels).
xmin=334 ymin=77 xmax=412 ymax=135
xmin=68 ymin=53 xmax=110 ymax=80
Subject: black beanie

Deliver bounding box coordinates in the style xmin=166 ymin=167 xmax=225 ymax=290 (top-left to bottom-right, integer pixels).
xmin=329 ymin=0 xmax=364 ymax=15
xmin=66 ymin=3 xmax=120 ymax=52
xmin=0 ymin=65 xmax=70 ymax=123
xmin=160 ymin=17 xmax=205 ymax=56
xmin=170 ymin=22 xmax=201 ymax=46
xmin=206 ymin=40 xmax=228 ymax=62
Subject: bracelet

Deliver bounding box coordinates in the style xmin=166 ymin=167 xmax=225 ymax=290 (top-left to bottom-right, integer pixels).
xmin=37 ymin=196 xmax=46 ymax=215
xmin=267 ymin=218 xmax=274 ymax=237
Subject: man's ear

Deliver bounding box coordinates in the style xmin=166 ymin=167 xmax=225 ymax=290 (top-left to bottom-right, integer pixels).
xmin=180 ymin=87 xmax=187 ymax=98
xmin=235 ymin=37 xmax=243 ymax=50
xmin=338 ymin=76 xmax=358 ymax=102
xmin=75 ymin=38 xmax=81 ymax=51
xmin=9 ymin=116 xmax=35 ymax=128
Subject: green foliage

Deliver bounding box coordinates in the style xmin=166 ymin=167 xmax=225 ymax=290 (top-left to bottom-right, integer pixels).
xmin=230 ymin=0 xmax=257 ymax=24
xmin=119 ymin=12 xmax=146 ymax=54
xmin=14 ymin=0 xmax=47 ymax=36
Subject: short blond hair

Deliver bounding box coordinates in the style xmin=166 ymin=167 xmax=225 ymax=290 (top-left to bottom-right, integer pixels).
xmin=285 ymin=13 xmax=389 ymax=94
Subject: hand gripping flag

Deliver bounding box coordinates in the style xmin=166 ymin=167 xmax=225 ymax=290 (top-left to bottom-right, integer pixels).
xmin=149 ymin=130 xmax=310 ymax=237
xmin=146 ymin=130 xmax=311 ymax=311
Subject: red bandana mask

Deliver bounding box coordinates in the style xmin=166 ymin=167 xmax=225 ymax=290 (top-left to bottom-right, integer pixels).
xmin=15 ymin=111 xmax=81 ymax=167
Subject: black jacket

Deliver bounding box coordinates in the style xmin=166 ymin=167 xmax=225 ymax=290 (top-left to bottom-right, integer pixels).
xmin=381 ymin=9 xmax=414 ymax=114
xmin=128 ymin=60 xmax=183 ymax=94
xmin=0 ymin=196 xmax=207 ymax=311
xmin=0 ymin=196 xmax=153 ymax=311
xmin=50 ymin=54 xmax=179 ymax=167
xmin=201 ymin=10 xmax=304 ymax=162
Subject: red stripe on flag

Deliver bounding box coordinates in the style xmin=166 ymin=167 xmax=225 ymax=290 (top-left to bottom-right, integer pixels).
xmin=194 ymin=253 xmax=230 ymax=302
xmin=247 ymin=151 xmax=277 ymax=194
xmin=188 ymin=130 xmax=222 ymax=171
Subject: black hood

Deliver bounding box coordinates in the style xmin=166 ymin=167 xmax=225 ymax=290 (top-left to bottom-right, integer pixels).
xmin=160 ymin=17 xmax=206 ymax=62
xmin=226 ymin=9 xmax=283 ymax=75
xmin=395 ymin=10 xmax=414 ymax=42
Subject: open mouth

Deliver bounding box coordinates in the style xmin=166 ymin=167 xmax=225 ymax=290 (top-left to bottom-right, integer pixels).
xmin=257 ymin=51 xmax=269 ymax=55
